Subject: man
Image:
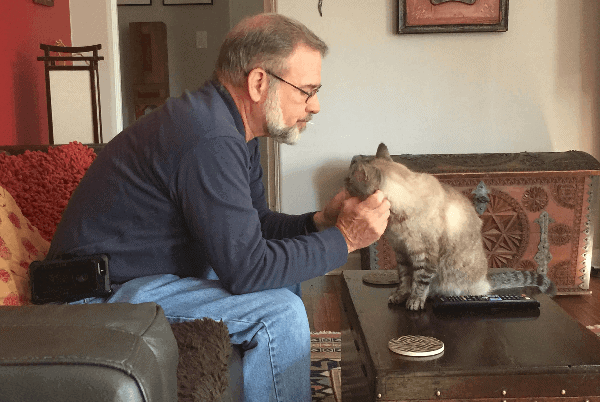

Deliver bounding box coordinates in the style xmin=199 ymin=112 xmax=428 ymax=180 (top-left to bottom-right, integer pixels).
xmin=47 ymin=13 xmax=390 ymax=401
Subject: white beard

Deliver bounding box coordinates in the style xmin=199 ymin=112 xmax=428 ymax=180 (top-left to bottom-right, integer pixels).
xmin=264 ymin=85 xmax=311 ymax=145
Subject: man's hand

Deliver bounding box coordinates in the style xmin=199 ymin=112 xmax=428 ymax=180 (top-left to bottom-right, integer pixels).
xmin=313 ymin=188 xmax=351 ymax=231
xmin=335 ymin=190 xmax=390 ymax=253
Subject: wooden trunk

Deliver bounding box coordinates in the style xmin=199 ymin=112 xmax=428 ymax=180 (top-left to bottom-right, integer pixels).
xmin=361 ymin=151 xmax=600 ymax=295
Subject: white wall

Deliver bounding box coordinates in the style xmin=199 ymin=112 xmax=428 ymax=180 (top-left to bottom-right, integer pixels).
xmin=277 ymin=1 xmax=600 ymax=214
xmin=69 ymin=0 xmax=123 ymax=142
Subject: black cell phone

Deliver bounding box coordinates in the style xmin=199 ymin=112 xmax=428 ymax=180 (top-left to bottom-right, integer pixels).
xmin=29 ymin=254 xmax=111 ymax=304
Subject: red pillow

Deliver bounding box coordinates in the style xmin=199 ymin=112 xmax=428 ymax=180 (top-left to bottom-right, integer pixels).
xmin=0 ymin=142 xmax=97 ymax=241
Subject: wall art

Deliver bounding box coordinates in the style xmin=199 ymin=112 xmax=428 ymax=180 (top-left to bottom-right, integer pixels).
xmin=117 ymin=0 xmax=151 ymax=5
xmin=163 ymin=0 xmax=212 ymax=5
xmin=398 ymin=0 xmax=508 ymax=34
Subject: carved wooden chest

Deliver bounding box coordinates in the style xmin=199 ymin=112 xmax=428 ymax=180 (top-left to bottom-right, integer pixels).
xmin=361 ymin=151 xmax=600 ymax=295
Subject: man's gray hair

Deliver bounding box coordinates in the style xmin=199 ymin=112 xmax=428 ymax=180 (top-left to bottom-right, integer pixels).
xmin=215 ymin=13 xmax=328 ymax=87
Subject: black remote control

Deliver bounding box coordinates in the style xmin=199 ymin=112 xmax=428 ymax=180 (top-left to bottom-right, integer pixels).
xmin=431 ymin=294 xmax=540 ymax=311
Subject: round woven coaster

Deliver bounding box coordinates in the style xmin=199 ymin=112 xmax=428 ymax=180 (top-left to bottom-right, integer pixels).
xmin=362 ymin=271 xmax=399 ymax=285
xmin=388 ymin=335 xmax=444 ymax=357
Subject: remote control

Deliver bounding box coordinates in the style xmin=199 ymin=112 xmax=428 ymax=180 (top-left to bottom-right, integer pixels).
xmin=431 ymin=294 xmax=540 ymax=311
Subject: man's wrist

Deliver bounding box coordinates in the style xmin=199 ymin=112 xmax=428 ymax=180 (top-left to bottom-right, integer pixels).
xmin=335 ymin=222 xmax=356 ymax=253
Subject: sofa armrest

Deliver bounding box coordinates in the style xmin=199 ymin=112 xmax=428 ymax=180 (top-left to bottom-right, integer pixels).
xmin=0 ymin=302 xmax=178 ymax=402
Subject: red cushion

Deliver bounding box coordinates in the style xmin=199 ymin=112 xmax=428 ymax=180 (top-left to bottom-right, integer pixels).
xmin=0 ymin=142 xmax=96 ymax=241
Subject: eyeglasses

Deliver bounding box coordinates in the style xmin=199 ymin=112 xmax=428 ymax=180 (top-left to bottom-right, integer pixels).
xmin=265 ymin=70 xmax=321 ymax=103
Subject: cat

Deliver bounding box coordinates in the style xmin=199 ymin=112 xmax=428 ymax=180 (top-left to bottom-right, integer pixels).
xmin=345 ymin=143 xmax=557 ymax=310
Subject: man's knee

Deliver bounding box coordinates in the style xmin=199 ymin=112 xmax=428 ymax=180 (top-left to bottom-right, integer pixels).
xmin=267 ymin=288 xmax=309 ymax=329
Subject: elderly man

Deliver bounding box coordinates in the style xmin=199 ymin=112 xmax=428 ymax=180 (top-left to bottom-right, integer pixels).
xmin=47 ymin=13 xmax=390 ymax=401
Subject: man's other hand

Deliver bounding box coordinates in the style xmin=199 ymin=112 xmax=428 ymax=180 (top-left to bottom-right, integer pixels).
xmin=335 ymin=190 xmax=390 ymax=253
xmin=313 ymin=188 xmax=351 ymax=231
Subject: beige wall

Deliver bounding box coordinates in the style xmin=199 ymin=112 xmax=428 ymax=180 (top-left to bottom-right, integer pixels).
xmin=116 ymin=1 xmax=230 ymax=127
xmin=277 ymin=1 xmax=600 ymax=216
xmin=70 ymin=0 xmax=123 ymax=141
xmin=229 ymin=0 xmax=263 ymax=28
xmin=70 ymin=0 xmax=266 ymax=135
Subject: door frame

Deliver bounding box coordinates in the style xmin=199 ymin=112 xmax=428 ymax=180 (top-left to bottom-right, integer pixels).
xmin=262 ymin=0 xmax=281 ymax=212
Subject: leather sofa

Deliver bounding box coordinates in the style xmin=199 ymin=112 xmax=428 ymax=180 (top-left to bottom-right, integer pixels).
xmin=0 ymin=144 xmax=243 ymax=401
xmin=0 ymin=302 xmax=178 ymax=401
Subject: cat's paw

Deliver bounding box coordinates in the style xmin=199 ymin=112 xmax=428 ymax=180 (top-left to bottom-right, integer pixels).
xmin=388 ymin=290 xmax=409 ymax=305
xmin=405 ymin=295 xmax=427 ymax=311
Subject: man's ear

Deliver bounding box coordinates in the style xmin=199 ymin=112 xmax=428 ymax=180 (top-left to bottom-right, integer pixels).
xmin=247 ymin=68 xmax=269 ymax=103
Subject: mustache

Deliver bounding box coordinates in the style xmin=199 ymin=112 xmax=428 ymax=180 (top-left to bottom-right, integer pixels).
xmin=300 ymin=114 xmax=314 ymax=124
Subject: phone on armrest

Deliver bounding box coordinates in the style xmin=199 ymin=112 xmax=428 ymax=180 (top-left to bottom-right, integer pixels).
xmin=30 ymin=254 xmax=111 ymax=304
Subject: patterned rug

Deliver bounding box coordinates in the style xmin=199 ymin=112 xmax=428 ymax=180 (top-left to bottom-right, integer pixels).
xmin=311 ymin=331 xmax=342 ymax=402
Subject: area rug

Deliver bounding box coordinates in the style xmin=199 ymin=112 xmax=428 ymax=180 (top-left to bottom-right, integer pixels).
xmin=587 ymin=324 xmax=600 ymax=337
xmin=311 ymin=331 xmax=342 ymax=402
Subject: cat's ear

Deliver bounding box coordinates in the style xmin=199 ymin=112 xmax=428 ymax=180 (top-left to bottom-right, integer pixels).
xmin=376 ymin=143 xmax=393 ymax=161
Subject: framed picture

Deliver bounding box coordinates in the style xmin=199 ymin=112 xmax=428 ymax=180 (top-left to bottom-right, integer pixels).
xmin=163 ymin=0 xmax=212 ymax=5
xmin=117 ymin=0 xmax=151 ymax=5
xmin=398 ymin=0 xmax=508 ymax=34
xmin=33 ymin=0 xmax=54 ymax=6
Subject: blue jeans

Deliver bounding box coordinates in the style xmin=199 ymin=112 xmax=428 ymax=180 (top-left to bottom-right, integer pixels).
xmin=72 ymin=274 xmax=311 ymax=401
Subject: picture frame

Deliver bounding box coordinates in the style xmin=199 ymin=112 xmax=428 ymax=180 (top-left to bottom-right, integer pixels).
xmin=163 ymin=0 xmax=212 ymax=5
xmin=398 ymin=0 xmax=508 ymax=34
xmin=117 ymin=0 xmax=151 ymax=5
xmin=33 ymin=0 xmax=54 ymax=6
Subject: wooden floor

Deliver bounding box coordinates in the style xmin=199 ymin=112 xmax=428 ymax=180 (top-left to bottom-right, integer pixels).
xmin=302 ymin=264 xmax=600 ymax=332
xmin=553 ymin=271 xmax=600 ymax=327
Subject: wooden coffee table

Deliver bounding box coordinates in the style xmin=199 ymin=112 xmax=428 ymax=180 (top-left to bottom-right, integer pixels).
xmin=340 ymin=270 xmax=600 ymax=402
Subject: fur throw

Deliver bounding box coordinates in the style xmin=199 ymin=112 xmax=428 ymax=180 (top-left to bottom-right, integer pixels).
xmin=171 ymin=318 xmax=231 ymax=402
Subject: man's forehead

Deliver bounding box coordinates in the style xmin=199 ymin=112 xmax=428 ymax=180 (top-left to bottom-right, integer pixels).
xmin=285 ymin=44 xmax=322 ymax=84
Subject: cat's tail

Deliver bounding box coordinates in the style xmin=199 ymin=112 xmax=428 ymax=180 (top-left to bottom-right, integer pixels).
xmin=488 ymin=270 xmax=557 ymax=296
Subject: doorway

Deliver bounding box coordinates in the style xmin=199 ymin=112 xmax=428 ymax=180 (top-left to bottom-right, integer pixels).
xmin=113 ymin=0 xmax=281 ymax=211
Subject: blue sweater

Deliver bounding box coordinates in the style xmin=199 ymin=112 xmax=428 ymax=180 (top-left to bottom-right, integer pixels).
xmin=47 ymin=81 xmax=348 ymax=294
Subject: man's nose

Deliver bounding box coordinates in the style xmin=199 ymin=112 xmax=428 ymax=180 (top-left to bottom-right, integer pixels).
xmin=306 ymin=94 xmax=320 ymax=115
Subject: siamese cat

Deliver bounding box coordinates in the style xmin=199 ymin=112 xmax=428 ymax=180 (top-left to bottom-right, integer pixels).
xmin=345 ymin=143 xmax=556 ymax=310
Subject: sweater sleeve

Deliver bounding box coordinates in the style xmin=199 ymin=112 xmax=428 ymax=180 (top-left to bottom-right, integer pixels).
xmin=174 ymin=136 xmax=348 ymax=294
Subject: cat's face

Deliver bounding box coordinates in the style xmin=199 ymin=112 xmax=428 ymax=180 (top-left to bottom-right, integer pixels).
xmin=344 ymin=143 xmax=394 ymax=200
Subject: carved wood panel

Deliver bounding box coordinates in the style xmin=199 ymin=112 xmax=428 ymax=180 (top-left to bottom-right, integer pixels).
xmin=441 ymin=176 xmax=589 ymax=293
xmin=369 ymin=175 xmax=593 ymax=293
xmin=364 ymin=151 xmax=600 ymax=294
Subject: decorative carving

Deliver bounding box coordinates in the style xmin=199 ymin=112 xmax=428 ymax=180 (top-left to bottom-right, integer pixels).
xmin=552 ymin=183 xmax=577 ymax=209
xmin=534 ymin=211 xmax=554 ymax=275
xmin=471 ymin=181 xmax=490 ymax=214
xmin=549 ymin=260 xmax=574 ymax=287
xmin=360 ymin=151 xmax=599 ymax=294
xmin=441 ymin=177 xmax=584 ymax=200
xmin=372 ymin=236 xmax=397 ymax=271
xmin=522 ymin=186 xmax=548 ymax=212
xmin=479 ymin=189 xmax=529 ymax=268
xmin=548 ymin=224 xmax=573 ymax=247
xmin=515 ymin=259 xmax=537 ymax=271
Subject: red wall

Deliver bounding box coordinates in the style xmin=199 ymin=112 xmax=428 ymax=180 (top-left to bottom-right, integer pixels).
xmin=0 ymin=1 xmax=71 ymax=145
